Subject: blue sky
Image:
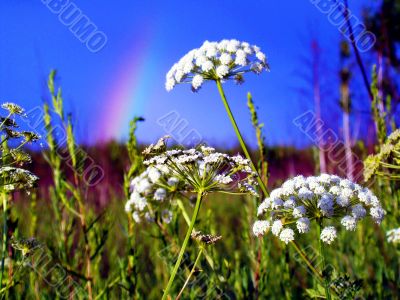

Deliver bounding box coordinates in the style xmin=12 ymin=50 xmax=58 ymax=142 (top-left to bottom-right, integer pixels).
xmin=0 ymin=0 xmax=373 ymax=148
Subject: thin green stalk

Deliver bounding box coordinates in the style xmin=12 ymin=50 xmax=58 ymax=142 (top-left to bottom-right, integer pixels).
xmin=283 ymin=248 xmax=292 ymax=300
xmin=176 ymin=247 xmax=204 ymax=300
xmin=215 ymin=80 xmax=268 ymax=197
xmin=318 ymin=223 xmax=332 ymax=300
xmin=290 ymin=241 xmax=323 ymax=282
xmin=95 ymin=276 xmax=120 ymax=300
xmin=254 ymin=237 xmax=263 ymax=298
xmin=215 ymin=191 xmax=250 ymax=196
xmin=176 ymin=199 xmax=191 ymax=225
xmin=247 ymin=92 xmax=269 ymax=186
xmin=162 ymin=191 xmax=204 ymax=300
xmin=0 ymin=113 xmax=12 ymax=130
xmin=0 ymin=194 xmax=7 ymax=290
xmin=77 ymin=196 xmax=93 ymax=300
xmin=176 ymin=199 xmax=215 ymax=270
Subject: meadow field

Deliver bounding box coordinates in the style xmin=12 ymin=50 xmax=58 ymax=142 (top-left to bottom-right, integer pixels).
xmin=0 ymin=60 xmax=398 ymax=299
xmin=1 ymin=1 xmax=400 ymax=299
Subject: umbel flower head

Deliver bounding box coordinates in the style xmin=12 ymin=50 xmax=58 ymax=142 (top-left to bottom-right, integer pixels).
xmin=1 ymin=102 xmax=26 ymax=116
xmin=0 ymin=167 xmax=39 ymax=191
xmin=364 ymin=129 xmax=400 ymax=181
xmin=0 ymin=102 xmax=40 ymax=193
xmin=165 ymin=39 xmax=269 ymax=91
xmin=125 ymin=137 xmax=258 ymax=224
xmin=253 ymin=174 xmax=385 ymax=245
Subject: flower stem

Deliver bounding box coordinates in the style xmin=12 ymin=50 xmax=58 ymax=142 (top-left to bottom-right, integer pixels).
xmin=318 ymin=223 xmax=332 ymax=300
xmin=176 ymin=199 xmax=215 ymax=269
xmin=290 ymin=241 xmax=323 ymax=282
xmin=176 ymin=247 xmax=203 ymax=300
xmin=162 ymin=191 xmax=204 ymax=300
xmin=0 ymin=194 xmax=7 ymax=290
xmin=215 ymin=80 xmax=268 ymax=197
xmin=254 ymin=237 xmax=263 ymax=298
xmin=176 ymin=199 xmax=191 ymax=225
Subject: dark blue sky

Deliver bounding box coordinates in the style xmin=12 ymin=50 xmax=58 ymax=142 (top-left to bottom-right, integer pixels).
xmin=0 ymin=0 xmax=373 ymax=148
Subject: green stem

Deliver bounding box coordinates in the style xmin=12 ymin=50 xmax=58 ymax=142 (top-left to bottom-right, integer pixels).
xmin=291 ymin=241 xmax=323 ymax=282
xmin=0 ymin=194 xmax=7 ymax=290
xmin=215 ymin=80 xmax=268 ymax=197
xmin=318 ymin=223 xmax=332 ymax=300
xmin=176 ymin=199 xmax=191 ymax=225
xmin=95 ymin=276 xmax=120 ymax=300
xmin=215 ymin=191 xmax=250 ymax=196
xmin=176 ymin=199 xmax=215 ymax=270
xmin=0 ymin=113 xmax=12 ymax=130
xmin=176 ymin=247 xmax=204 ymax=300
xmin=162 ymin=191 xmax=204 ymax=300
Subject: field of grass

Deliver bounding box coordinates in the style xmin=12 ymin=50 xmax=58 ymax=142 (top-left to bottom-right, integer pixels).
xmin=6 ymin=149 xmax=400 ymax=299
xmin=0 ymin=45 xmax=400 ymax=300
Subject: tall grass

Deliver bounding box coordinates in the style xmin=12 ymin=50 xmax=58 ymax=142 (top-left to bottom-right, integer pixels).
xmin=0 ymin=64 xmax=398 ymax=300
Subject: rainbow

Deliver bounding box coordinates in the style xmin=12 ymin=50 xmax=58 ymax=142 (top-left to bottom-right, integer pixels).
xmin=97 ymin=27 xmax=158 ymax=143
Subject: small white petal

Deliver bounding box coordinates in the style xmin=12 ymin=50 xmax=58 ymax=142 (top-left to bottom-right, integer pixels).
xmin=279 ymin=228 xmax=295 ymax=244
xmin=253 ymin=220 xmax=270 ymax=236
xmin=320 ymin=226 xmax=337 ymax=244
xmin=216 ymin=65 xmax=230 ymax=78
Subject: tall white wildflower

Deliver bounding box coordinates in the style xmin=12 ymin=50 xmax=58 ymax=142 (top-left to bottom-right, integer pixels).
xmin=253 ymin=174 xmax=384 ymax=245
xmin=165 ymin=39 xmax=269 ymax=91
xmin=126 ymin=137 xmax=259 ymax=224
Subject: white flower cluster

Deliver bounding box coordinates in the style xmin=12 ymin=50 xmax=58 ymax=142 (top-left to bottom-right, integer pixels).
xmin=0 ymin=167 xmax=39 ymax=191
xmin=125 ymin=165 xmax=178 ymax=224
xmin=126 ymin=143 xmax=259 ymax=224
xmin=144 ymin=146 xmax=258 ymax=194
xmin=0 ymin=102 xmax=40 ymax=194
xmin=387 ymin=228 xmax=400 ymax=244
xmin=1 ymin=102 xmax=26 ymax=116
xmin=165 ymin=39 xmax=269 ymax=91
xmin=253 ymin=174 xmax=385 ymax=245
